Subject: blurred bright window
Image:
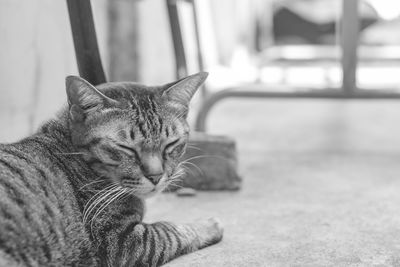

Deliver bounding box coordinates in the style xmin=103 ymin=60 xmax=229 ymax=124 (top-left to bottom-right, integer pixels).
xmin=260 ymin=0 xmax=400 ymax=89
xmin=200 ymin=0 xmax=400 ymax=90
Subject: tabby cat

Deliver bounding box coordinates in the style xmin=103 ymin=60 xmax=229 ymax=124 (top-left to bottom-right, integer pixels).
xmin=0 ymin=72 xmax=223 ymax=266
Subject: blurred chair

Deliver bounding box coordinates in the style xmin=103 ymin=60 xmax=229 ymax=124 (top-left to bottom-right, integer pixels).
xmin=166 ymin=0 xmax=400 ymax=132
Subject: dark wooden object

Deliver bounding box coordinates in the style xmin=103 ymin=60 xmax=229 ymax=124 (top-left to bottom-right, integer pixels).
xmin=166 ymin=0 xmax=188 ymax=80
xmin=66 ymin=0 xmax=106 ymax=85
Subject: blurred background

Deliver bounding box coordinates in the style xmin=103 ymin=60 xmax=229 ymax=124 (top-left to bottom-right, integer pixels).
xmin=4 ymin=1 xmax=400 ymax=265
xmin=2 ymin=0 xmax=400 ymax=141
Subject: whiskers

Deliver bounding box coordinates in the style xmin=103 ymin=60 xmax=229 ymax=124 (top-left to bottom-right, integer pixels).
xmin=179 ymin=154 xmax=229 ymax=178
xmin=178 ymin=154 xmax=215 ymax=178
xmin=180 ymin=160 xmax=203 ymax=177
xmin=83 ymin=183 xmax=129 ymax=230
xmin=79 ymin=176 xmax=107 ymax=191
xmin=82 ymin=180 xmax=155 ymax=230
xmin=187 ymin=145 xmax=203 ymax=152
xmin=162 ymin=167 xmax=186 ymax=192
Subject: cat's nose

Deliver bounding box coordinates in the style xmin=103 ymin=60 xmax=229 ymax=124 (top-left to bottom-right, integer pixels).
xmin=146 ymin=173 xmax=163 ymax=185
xmin=141 ymin=152 xmax=164 ymax=185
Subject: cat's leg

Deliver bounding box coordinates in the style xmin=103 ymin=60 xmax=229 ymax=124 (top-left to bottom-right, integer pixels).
xmin=103 ymin=218 xmax=223 ymax=267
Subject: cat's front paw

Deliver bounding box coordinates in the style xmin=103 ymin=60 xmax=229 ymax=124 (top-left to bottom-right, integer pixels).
xmin=194 ymin=217 xmax=224 ymax=248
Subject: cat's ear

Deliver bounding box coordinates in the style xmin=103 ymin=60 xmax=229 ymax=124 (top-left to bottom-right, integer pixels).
xmin=162 ymin=72 xmax=208 ymax=108
xmin=65 ymin=76 xmax=118 ymax=121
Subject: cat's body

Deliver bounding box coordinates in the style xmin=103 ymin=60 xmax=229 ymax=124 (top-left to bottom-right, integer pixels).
xmin=0 ymin=72 xmax=223 ymax=266
xmin=0 ymin=120 xmax=98 ymax=266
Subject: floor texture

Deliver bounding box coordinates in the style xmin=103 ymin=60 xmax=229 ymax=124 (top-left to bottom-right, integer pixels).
xmin=146 ymin=100 xmax=400 ymax=267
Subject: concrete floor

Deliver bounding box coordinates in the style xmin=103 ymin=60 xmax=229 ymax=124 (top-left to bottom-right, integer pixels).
xmin=146 ymin=100 xmax=400 ymax=266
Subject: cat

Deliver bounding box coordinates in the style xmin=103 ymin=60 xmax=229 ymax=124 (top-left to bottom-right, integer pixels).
xmin=0 ymin=72 xmax=223 ymax=267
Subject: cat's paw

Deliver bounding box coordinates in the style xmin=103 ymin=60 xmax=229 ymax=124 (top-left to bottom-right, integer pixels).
xmin=194 ymin=217 xmax=224 ymax=248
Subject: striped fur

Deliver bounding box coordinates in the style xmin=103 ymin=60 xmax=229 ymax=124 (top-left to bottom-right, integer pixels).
xmin=0 ymin=72 xmax=223 ymax=266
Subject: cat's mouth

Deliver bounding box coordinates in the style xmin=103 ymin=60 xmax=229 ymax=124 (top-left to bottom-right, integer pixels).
xmin=119 ymin=175 xmax=166 ymax=197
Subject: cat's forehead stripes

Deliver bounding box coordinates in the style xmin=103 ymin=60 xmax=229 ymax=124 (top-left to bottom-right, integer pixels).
xmin=117 ymin=129 xmax=127 ymax=140
xmin=131 ymin=95 xmax=164 ymax=146
xmin=89 ymin=82 xmax=191 ymax=149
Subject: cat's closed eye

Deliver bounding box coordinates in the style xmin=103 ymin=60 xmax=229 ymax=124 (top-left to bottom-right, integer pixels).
xmin=164 ymin=140 xmax=186 ymax=159
xmin=172 ymin=143 xmax=186 ymax=155
xmin=116 ymin=144 xmax=139 ymax=158
xmin=164 ymin=139 xmax=180 ymax=152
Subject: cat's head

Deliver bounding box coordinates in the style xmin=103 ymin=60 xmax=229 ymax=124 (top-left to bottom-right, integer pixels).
xmin=65 ymin=72 xmax=207 ymax=198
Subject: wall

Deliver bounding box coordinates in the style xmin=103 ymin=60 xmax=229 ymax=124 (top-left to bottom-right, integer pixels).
xmin=0 ymin=0 xmax=108 ymax=142
xmin=0 ymin=0 xmax=177 ymax=142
